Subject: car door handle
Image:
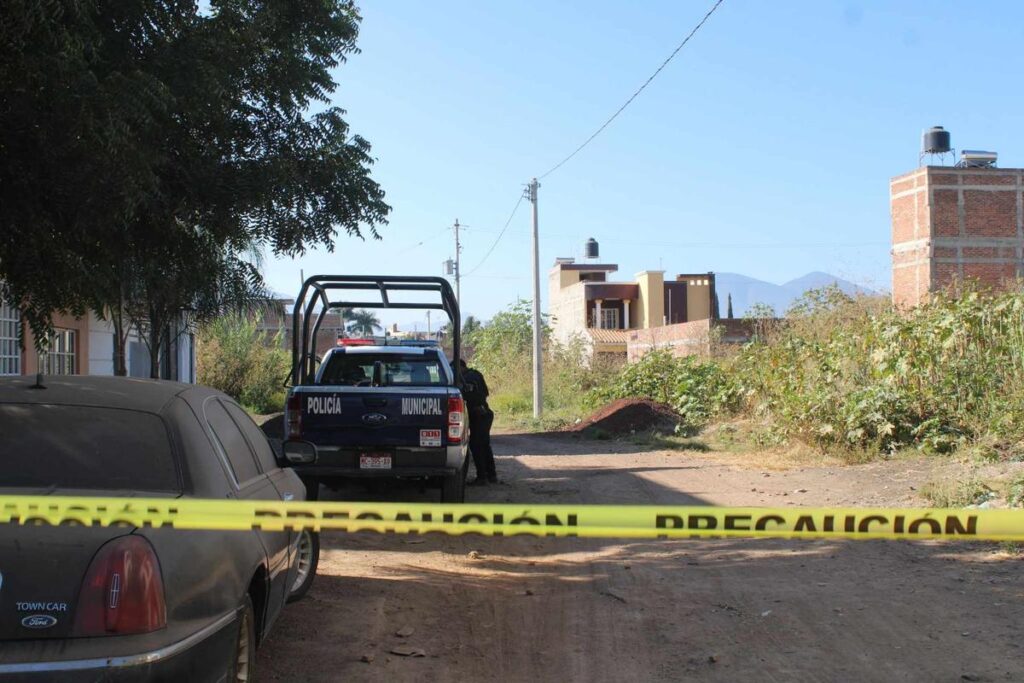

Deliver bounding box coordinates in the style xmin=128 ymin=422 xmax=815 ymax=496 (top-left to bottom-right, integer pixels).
xmin=282 ymin=492 xmax=295 ymax=501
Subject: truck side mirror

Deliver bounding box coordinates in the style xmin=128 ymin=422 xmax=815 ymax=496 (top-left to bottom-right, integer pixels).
xmin=283 ymin=441 xmax=317 ymax=465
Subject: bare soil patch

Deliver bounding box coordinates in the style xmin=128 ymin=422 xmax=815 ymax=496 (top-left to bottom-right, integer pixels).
xmin=257 ymin=431 xmax=1024 ymax=682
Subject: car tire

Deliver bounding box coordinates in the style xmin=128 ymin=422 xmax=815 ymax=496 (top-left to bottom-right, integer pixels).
xmin=229 ymin=594 xmax=257 ymax=682
xmin=440 ymin=458 xmax=467 ymax=503
xmin=287 ymin=529 xmax=320 ymax=603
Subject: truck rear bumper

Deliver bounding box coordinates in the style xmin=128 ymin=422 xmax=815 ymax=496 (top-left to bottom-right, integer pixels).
xmin=288 ymin=443 xmax=466 ymax=479
xmin=291 ymin=466 xmax=460 ymax=479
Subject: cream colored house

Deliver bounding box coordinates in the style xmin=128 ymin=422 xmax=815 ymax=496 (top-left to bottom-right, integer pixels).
xmin=548 ymin=259 xmax=718 ymax=358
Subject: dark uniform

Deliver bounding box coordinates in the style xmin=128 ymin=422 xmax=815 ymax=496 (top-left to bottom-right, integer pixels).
xmin=460 ymin=360 xmax=496 ymax=484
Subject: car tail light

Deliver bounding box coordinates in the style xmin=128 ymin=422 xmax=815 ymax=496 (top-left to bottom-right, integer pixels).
xmin=73 ymin=535 xmax=166 ymax=637
xmin=448 ymin=396 xmax=464 ymax=444
xmin=286 ymin=393 xmax=302 ymax=440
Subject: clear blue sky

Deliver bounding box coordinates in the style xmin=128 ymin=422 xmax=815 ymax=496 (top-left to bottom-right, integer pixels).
xmin=262 ymin=0 xmax=1024 ymax=331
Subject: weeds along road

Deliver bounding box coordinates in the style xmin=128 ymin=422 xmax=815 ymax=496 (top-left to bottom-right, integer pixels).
xmin=258 ymin=432 xmax=1024 ymax=683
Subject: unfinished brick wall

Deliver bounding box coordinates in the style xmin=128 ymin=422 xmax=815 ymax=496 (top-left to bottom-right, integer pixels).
xmin=891 ymin=167 xmax=1024 ymax=307
xmin=626 ymin=319 xmax=755 ymax=362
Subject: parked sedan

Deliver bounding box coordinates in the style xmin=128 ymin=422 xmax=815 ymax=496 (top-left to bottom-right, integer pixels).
xmin=0 ymin=376 xmax=320 ymax=682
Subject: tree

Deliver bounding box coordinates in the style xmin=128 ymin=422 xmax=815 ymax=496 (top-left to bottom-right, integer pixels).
xmin=744 ymin=301 xmax=777 ymax=342
xmin=462 ymin=315 xmax=481 ymax=337
xmin=0 ymin=1 xmax=390 ymax=371
xmin=745 ymin=302 xmax=776 ymax=319
xmin=467 ymin=299 xmax=550 ymax=365
xmin=346 ymin=309 xmax=381 ymax=336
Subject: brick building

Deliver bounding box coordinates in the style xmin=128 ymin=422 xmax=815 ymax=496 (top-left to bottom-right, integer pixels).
xmin=626 ymin=318 xmax=756 ymax=363
xmin=890 ymin=166 xmax=1024 ymax=307
xmin=256 ymin=298 xmax=349 ymax=355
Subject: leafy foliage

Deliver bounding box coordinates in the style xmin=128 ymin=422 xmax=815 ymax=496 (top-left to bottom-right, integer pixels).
xmin=733 ymin=285 xmax=1024 ymax=455
xmin=0 ymin=0 xmax=389 ymax=366
xmin=589 ymin=351 xmax=740 ymax=435
xmin=462 ymin=300 xmax=616 ymax=428
xmin=588 ymin=284 xmax=1024 ymax=458
xmin=196 ymin=313 xmax=289 ymax=414
xmin=465 ymin=298 xmax=548 ymax=368
xmin=345 ymin=309 xmax=382 ymax=336
xmin=462 ymin=315 xmax=481 ymax=337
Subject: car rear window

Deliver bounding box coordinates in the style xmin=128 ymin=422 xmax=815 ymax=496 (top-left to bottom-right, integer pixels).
xmin=0 ymin=404 xmax=180 ymax=492
xmin=318 ymin=352 xmax=447 ymax=387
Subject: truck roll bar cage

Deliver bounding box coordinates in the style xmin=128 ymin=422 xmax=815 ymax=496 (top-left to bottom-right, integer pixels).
xmin=289 ymin=275 xmax=461 ymax=387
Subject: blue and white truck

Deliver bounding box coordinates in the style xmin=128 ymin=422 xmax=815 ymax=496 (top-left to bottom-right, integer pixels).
xmin=280 ymin=276 xmax=470 ymax=502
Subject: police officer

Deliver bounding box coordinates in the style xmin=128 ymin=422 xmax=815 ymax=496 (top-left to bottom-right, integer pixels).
xmin=459 ymin=358 xmax=497 ymax=485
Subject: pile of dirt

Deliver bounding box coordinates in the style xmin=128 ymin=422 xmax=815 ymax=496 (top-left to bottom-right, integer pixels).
xmin=564 ymin=398 xmax=680 ymax=436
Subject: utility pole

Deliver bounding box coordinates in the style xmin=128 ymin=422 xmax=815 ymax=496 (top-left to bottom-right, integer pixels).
xmin=527 ymin=178 xmax=542 ymax=418
xmin=426 ymin=310 xmax=431 ymax=336
xmin=453 ymin=218 xmax=462 ymax=304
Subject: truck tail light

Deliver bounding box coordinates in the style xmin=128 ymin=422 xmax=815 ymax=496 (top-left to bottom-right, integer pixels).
xmin=286 ymin=393 xmax=302 ymax=440
xmin=448 ymin=396 xmax=464 ymax=444
xmin=73 ymin=535 xmax=166 ymax=637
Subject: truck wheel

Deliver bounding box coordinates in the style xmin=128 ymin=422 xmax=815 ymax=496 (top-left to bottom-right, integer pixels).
xmin=440 ymin=466 xmax=466 ymax=503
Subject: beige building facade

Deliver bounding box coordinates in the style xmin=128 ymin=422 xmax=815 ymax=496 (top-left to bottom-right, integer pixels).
xmin=548 ymin=259 xmax=720 ymax=357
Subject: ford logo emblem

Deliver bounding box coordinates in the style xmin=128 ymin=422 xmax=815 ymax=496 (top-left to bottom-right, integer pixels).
xmin=21 ymin=614 xmax=57 ymax=629
xmin=361 ymin=412 xmax=388 ymax=426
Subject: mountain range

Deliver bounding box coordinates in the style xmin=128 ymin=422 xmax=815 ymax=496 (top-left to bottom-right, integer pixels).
xmin=715 ymin=271 xmax=880 ymax=317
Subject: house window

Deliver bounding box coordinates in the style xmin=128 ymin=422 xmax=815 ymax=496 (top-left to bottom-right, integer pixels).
xmin=600 ymin=308 xmax=620 ymax=329
xmin=40 ymin=329 xmax=77 ymax=375
xmin=0 ymin=302 xmax=20 ymax=376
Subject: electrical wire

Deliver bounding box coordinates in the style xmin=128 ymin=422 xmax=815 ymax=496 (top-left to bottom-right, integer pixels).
xmin=395 ymin=225 xmax=450 ymax=255
xmin=462 ymin=194 xmax=526 ymax=277
xmin=538 ymin=0 xmax=726 ymax=180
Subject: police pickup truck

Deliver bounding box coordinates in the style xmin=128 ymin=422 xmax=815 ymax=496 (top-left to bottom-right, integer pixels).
xmin=280 ymin=276 xmax=470 ymax=503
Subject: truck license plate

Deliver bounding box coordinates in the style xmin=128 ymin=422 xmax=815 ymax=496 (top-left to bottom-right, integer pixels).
xmin=359 ymin=454 xmax=392 ymax=469
xmin=419 ymin=429 xmax=442 ymax=447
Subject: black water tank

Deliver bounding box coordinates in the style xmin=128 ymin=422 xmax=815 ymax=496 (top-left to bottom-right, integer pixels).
xmin=584 ymin=238 xmax=599 ymax=259
xmin=922 ymin=126 xmax=951 ymax=154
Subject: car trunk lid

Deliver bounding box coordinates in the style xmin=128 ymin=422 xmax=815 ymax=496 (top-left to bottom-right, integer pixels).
xmin=0 ymin=489 xmax=176 ymax=641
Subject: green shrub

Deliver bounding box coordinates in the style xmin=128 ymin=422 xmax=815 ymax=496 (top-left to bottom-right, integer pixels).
xmin=920 ymin=476 xmax=992 ymax=508
xmin=728 ymin=283 xmax=1024 ymax=455
xmin=472 ymin=283 xmax=1024 ymax=459
xmin=197 ymin=313 xmax=289 ymax=414
xmin=463 ymin=300 xmax=621 ymax=430
xmin=588 ymin=351 xmax=740 ymax=435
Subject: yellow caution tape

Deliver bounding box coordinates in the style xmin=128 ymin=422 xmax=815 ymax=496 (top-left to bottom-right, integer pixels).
xmin=1 ymin=495 xmax=1022 ymax=541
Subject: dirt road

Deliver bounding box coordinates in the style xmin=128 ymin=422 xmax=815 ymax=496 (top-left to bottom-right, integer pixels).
xmin=258 ymin=432 xmax=1024 ymax=682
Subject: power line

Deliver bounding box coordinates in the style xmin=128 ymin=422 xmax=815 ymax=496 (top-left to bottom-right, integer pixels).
xmin=538 ymin=0 xmax=726 ymax=180
xmin=395 ymin=225 xmax=450 ymax=255
xmin=462 ymin=194 xmax=526 ymax=277
xmin=459 ymin=227 xmax=889 ymax=249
